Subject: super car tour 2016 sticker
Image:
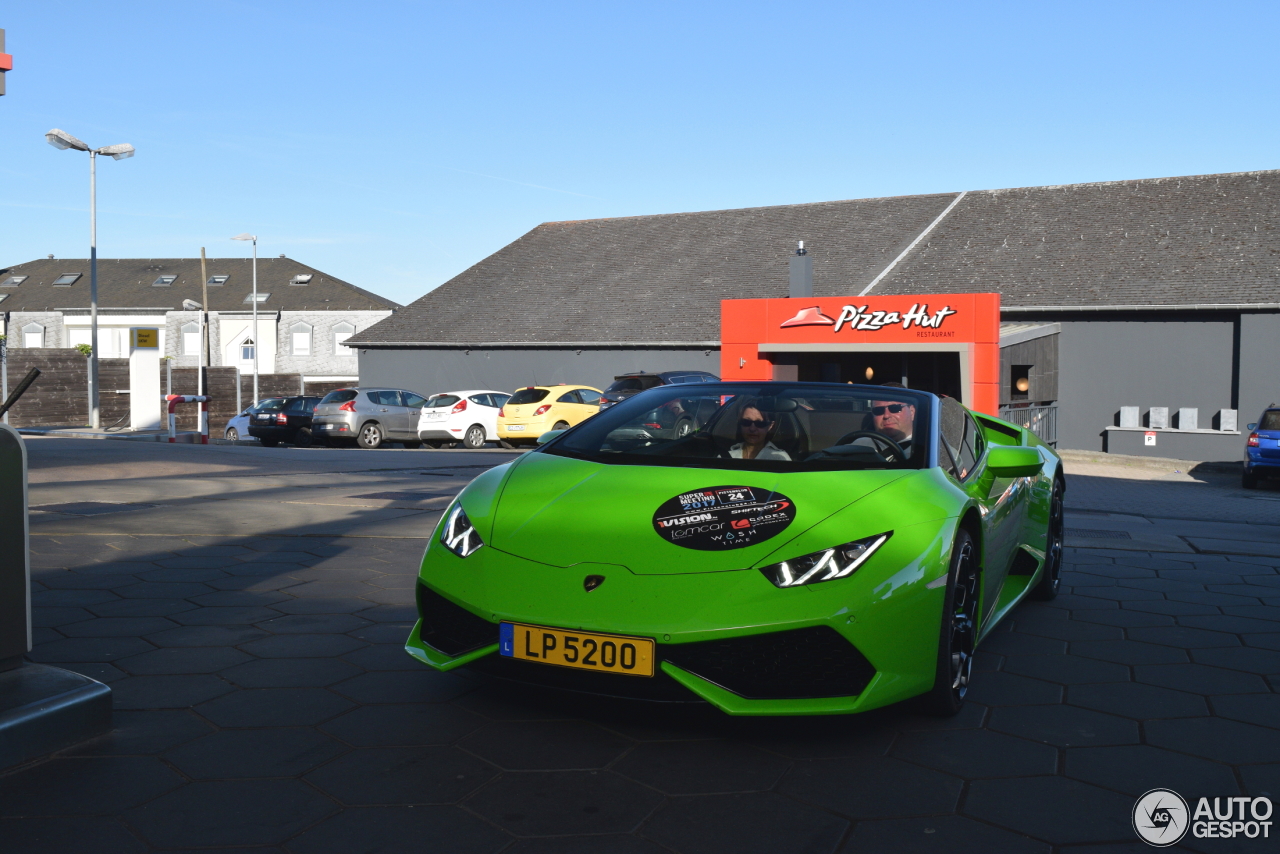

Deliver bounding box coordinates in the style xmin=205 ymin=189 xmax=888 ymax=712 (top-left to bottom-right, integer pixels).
xmin=652 ymin=486 xmax=796 ymax=551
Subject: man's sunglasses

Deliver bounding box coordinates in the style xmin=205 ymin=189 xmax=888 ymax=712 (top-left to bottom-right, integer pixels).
xmin=872 ymin=404 xmax=908 ymax=416
xmin=739 ymin=418 xmax=769 ymax=428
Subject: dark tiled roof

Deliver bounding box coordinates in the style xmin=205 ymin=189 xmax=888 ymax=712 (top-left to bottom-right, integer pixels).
xmin=877 ymin=171 xmax=1280 ymax=306
xmin=0 ymin=257 xmax=398 ymax=313
xmin=351 ymin=169 xmax=1280 ymax=347
xmin=350 ymin=193 xmax=959 ymax=345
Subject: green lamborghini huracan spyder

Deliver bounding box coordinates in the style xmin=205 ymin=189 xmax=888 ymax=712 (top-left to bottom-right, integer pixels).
xmin=406 ymin=382 xmax=1064 ymax=716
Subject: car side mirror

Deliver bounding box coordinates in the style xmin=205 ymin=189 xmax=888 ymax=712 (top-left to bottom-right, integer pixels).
xmin=986 ymin=446 xmax=1044 ymax=478
xmin=1247 ymin=423 xmax=1257 ymax=431
xmin=536 ymin=429 xmax=567 ymax=446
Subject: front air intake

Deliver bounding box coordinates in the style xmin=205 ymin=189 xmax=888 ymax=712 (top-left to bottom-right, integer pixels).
xmin=415 ymin=583 xmax=499 ymax=656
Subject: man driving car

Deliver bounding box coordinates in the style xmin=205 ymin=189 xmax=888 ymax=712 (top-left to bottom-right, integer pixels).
xmin=850 ymin=382 xmax=915 ymax=459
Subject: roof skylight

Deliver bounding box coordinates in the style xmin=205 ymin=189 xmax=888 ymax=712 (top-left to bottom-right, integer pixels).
xmin=290 ymin=274 xmax=313 ymax=285
xmin=0 ymin=294 xmax=8 ymax=303
xmin=207 ymin=275 xmax=228 ymax=286
xmin=52 ymin=273 xmax=81 ymax=286
xmin=243 ymin=292 xmax=271 ymax=303
xmin=1 ymin=275 xmax=27 ymax=286
xmin=153 ymin=275 xmax=177 ymax=286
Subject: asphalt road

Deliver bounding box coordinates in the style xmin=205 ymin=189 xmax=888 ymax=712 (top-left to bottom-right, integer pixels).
xmin=3 ymin=438 xmax=1279 ymax=853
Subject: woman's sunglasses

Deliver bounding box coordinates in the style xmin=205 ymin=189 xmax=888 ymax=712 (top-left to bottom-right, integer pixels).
xmin=872 ymin=404 xmax=907 ymax=416
xmin=739 ymin=418 xmax=769 ymax=428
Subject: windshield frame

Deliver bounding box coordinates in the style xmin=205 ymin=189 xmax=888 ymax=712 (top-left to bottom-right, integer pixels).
xmin=541 ymin=381 xmax=938 ymax=473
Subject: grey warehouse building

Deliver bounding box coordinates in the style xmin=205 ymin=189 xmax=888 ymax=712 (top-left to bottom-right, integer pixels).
xmin=351 ymin=168 xmax=1280 ymax=461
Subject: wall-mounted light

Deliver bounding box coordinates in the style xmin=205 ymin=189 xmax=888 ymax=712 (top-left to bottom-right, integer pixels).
xmin=865 ymin=366 xmax=875 ymax=381
xmin=1015 ymin=377 xmax=1030 ymax=393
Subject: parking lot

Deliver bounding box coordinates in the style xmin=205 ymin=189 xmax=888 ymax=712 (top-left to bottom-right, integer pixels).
xmin=3 ymin=438 xmax=1280 ymax=853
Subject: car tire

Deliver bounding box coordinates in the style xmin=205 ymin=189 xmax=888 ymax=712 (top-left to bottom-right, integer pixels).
xmin=924 ymin=528 xmax=979 ymax=717
xmin=225 ymin=428 xmax=238 ymax=441
xmin=294 ymin=428 xmax=314 ymax=448
xmin=259 ymin=438 xmax=279 ymax=448
xmin=674 ymin=418 xmax=694 ymax=438
xmin=1243 ymin=469 xmax=1259 ymax=489
xmin=402 ymin=441 xmax=423 ymax=449
xmin=552 ymin=421 xmax=570 ymax=431
xmin=357 ymin=422 xmax=384 ymax=450
xmin=462 ymin=425 xmax=486 ymax=449
xmin=1032 ymin=477 xmax=1065 ymax=601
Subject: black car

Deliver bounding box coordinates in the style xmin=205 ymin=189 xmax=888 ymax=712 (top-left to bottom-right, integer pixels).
xmin=597 ymin=370 xmax=720 ymax=410
xmin=248 ymin=396 xmax=323 ymax=447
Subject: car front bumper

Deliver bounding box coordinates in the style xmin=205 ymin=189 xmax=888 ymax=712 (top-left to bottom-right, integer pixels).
xmin=404 ymin=523 xmax=951 ymax=716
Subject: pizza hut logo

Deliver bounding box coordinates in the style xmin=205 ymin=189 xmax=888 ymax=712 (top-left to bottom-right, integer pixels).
xmin=780 ymin=303 xmax=956 ymax=332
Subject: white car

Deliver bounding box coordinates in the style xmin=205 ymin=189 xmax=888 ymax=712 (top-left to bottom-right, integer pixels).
xmin=416 ymin=389 xmax=512 ymax=449
xmin=223 ymin=399 xmax=283 ymax=442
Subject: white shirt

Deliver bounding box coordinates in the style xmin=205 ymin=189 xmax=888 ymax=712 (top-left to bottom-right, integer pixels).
xmin=729 ymin=441 xmax=792 ymax=461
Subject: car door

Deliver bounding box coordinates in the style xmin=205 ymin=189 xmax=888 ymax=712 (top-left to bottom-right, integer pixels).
xmin=939 ymin=399 xmax=1013 ymax=625
xmin=368 ymin=390 xmax=404 ymax=437
xmin=553 ymin=389 xmax=590 ymax=427
xmin=402 ymin=392 xmax=428 ymax=438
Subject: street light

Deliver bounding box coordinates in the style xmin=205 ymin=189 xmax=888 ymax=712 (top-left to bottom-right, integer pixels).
xmin=45 ymin=128 xmax=135 ymax=429
xmin=231 ymin=233 xmax=259 ymax=405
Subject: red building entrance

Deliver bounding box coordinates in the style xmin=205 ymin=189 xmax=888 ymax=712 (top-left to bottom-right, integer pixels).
xmin=720 ymin=293 xmax=1001 ymax=415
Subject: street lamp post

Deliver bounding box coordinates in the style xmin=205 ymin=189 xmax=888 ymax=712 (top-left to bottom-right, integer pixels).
xmin=45 ymin=129 xmax=134 ymax=429
xmin=231 ymin=234 xmax=258 ymax=405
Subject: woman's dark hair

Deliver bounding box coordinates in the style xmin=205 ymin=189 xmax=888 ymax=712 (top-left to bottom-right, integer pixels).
xmin=735 ymin=396 xmax=778 ymax=444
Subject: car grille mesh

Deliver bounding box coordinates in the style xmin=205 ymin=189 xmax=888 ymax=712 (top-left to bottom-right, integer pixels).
xmin=661 ymin=625 xmax=876 ymax=700
xmin=415 ymin=583 xmax=499 ymax=656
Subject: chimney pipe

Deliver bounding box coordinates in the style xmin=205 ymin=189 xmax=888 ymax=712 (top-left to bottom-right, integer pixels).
xmin=789 ymin=241 xmax=813 ymax=298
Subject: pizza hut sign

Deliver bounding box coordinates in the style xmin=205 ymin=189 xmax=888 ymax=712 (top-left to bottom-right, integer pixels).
xmin=780 ymin=303 xmax=957 ymax=333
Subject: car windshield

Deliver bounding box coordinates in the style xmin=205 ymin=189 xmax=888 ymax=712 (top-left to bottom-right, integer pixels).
xmin=320 ymin=390 xmax=357 ymax=404
xmin=509 ymin=388 xmax=550 ymax=405
xmin=546 ymin=383 xmax=932 ymax=472
xmin=1260 ymin=411 xmax=1280 ymax=431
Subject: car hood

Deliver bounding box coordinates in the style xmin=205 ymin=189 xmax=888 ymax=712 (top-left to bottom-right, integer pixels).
xmin=478 ymin=451 xmax=917 ymax=575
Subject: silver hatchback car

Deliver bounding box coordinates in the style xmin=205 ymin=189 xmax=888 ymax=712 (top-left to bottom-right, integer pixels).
xmin=311 ymin=387 xmax=429 ymax=449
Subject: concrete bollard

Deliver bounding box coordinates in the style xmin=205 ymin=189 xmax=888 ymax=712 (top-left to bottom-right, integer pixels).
xmin=1119 ymin=406 xmax=1140 ymax=429
xmin=1147 ymin=407 xmax=1169 ymax=430
xmin=1176 ymin=408 xmax=1198 ymax=430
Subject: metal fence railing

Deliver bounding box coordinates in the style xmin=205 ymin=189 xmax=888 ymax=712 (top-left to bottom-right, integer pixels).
xmin=998 ymin=404 xmax=1057 ymax=446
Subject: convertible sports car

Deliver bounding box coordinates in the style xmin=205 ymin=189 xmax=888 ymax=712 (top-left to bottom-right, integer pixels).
xmin=406 ymin=382 xmax=1064 ymax=716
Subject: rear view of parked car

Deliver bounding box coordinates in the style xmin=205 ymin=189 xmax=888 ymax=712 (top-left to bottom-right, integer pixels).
xmin=598 ymin=370 xmax=720 ymax=410
xmin=497 ymin=385 xmax=603 ymax=444
xmin=1243 ymin=406 xmax=1280 ymax=488
xmin=247 ymin=396 xmax=323 ymax=447
xmin=417 ymin=390 xmax=512 ymax=449
xmin=224 ymin=398 xmax=284 ymax=441
xmin=312 ymin=387 xmax=429 ymax=449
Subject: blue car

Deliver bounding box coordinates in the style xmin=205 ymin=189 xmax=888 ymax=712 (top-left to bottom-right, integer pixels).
xmin=1244 ymin=407 xmax=1280 ymax=489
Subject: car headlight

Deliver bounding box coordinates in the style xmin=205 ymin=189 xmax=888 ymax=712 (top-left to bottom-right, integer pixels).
xmin=440 ymin=504 xmax=484 ymax=558
xmin=758 ymin=532 xmax=892 ymax=588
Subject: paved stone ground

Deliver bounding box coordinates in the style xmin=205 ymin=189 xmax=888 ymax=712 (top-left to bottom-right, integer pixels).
xmin=3 ymin=441 xmax=1279 ymax=852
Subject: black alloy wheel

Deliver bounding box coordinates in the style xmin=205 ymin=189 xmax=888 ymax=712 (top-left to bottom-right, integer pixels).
xmin=1033 ymin=477 xmax=1065 ymax=600
xmin=357 ymin=422 xmax=384 ymax=449
xmin=926 ymin=528 xmax=979 ymax=716
xmin=294 ymin=428 xmax=314 ymax=448
xmin=462 ymin=425 xmax=486 ymax=449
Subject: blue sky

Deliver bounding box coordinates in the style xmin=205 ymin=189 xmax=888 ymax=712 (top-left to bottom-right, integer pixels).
xmin=1 ymin=1 xmax=1276 ymax=306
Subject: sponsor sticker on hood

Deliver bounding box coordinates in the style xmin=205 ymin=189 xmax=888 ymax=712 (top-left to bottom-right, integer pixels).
xmin=652 ymin=485 xmax=796 ymax=551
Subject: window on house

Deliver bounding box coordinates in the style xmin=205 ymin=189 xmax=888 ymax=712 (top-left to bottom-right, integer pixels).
xmin=22 ymin=323 xmax=44 ymax=348
xmin=243 ymin=292 xmax=270 ymax=303
xmin=207 ymin=275 xmax=228 ymax=286
xmin=289 ymin=274 xmax=313 ymax=285
xmin=182 ymin=322 xmax=201 ymax=356
xmin=241 ymin=339 xmax=255 ymax=362
xmin=69 ymin=327 xmax=92 ymax=350
xmin=1 ymin=275 xmax=27 ymax=286
xmin=291 ymin=322 xmax=313 ymax=356
xmin=333 ymin=322 xmax=355 ymax=355
xmin=52 ymin=273 xmax=81 ymax=286
xmin=153 ymin=275 xmax=177 ymax=286
xmin=0 ymin=294 xmax=7 ymax=304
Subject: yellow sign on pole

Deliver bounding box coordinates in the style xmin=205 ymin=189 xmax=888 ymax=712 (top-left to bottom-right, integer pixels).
xmin=131 ymin=328 xmax=159 ymax=349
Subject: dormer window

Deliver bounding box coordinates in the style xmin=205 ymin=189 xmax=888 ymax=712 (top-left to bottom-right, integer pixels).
xmin=290 ymin=274 xmax=313 ymax=285
xmin=52 ymin=273 xmax=81 ymax=286
xmin=1 ymin=275 xmax=27 ymax=287
xmin=207 ymin=275 xmax=228 ymax=286
xmin=153 ymin=275 xmax=177 ymax=286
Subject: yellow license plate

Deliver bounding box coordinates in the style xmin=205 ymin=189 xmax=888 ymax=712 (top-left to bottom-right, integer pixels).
xmin=500 ymin=622 xmax=655 ymax=677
